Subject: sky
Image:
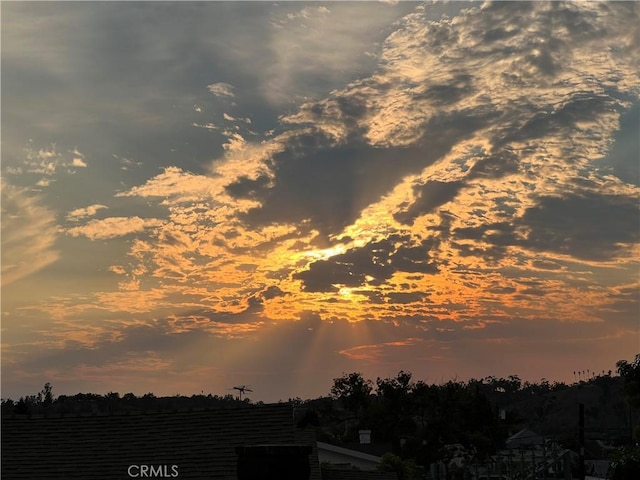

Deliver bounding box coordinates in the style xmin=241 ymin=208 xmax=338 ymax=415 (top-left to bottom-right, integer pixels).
xmin=1 ymin=1 xmax=639 ymax=403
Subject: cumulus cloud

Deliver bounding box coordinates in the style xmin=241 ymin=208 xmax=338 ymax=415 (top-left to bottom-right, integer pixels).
xmin=36 ymin=178 xmax=53 ymax=187
xmin=222 ymin=131 xmax=246 ymax=152
xmin=66 ymin=216 xmax=164 ymax=240
xmin=207 ymin=82 xmax=235 ymax=98
xmin=66 ymin=204 xmax=108 ymax=222
xmin=192 ymin=122 xmax=219 ymax=131
xmin=115 ymin=166 xmax=220 ymax=203
xmin=3 ymin=144 xmax=90 ymax=186
xmin=70 ymin=157 xmax=87 ymax=168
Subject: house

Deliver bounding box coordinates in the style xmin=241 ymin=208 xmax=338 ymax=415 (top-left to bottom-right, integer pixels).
xmin=1 ymin=402 xmax=322 ymax=479
xmin=317 ymin=441 xmax=386 ymax=471
xmin=504 ymin=428 xmax=545 ymax=449
xmin=499 ymin=429 xmax=574 ymax=480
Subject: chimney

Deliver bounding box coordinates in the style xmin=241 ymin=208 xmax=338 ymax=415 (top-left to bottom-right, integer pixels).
xmin=236 ymin=444 xmax=312 ymax=480
xmin=358 ymin=429 xmax=371 ymax=445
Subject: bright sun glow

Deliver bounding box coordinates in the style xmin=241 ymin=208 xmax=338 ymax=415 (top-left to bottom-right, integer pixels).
xmin=304 ymin=244 xmax=347 ymax=261
xmin=338 ymin=286 xmax=352 ymax=297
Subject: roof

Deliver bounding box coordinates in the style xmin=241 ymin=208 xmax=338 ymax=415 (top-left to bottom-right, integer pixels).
xmin=321 ymin=469 xmax=399 ymax=480
xmin=505 ymin=428 xmax=544 ymax=448
xmin=332 ymin=440 xmax=394 ymax=458
xmin=2 ymin=403 xmax=321 ymax=480
xmin=318 ymin=442 xmax=383 ymax=463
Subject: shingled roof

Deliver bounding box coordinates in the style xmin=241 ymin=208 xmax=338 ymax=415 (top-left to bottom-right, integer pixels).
xmin=2 ymin=403 xmax=321 ymax=480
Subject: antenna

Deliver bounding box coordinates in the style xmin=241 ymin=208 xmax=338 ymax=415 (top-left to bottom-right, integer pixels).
xmin=231 ymin=385 xmax=253 ymax=401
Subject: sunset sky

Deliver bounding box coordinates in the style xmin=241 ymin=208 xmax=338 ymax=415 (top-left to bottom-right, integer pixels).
xmin=2 ymin=1 xmax=639 ymax=403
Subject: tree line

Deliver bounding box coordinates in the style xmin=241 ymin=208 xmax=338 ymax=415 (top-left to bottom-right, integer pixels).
xmin=1 ymin=386 xmax=254 ymax=416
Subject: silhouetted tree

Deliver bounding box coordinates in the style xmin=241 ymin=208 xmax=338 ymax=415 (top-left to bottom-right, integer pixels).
xmin=1 ymin=398 xmax=15 ymax=415
xmin=375 ymin=371 xmax=416 ymax=439
xmin=330 ymin=372 xmax=372 ymax=420
xmin=617 ymin=354 xmax=640 ymax=409
xmin=411 ymin=380 xmax=437 ymax=428
xmin=41 ymin=383 xmax=53 ymax=407
xmin=14 ymin=397 xmax=31 ymax=415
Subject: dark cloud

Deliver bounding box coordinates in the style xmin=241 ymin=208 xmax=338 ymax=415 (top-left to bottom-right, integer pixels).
xmin=596 ymin=101 xmax=640 ymax=187
xmin=531 ymin=259 xmax=563 ymax=270
xmin=385 ymin=292 xmax=430 ymax=305
xmin=261 ymin=285 xmax=287 ymax=300
xmin=232 ymin=107 xmax=493 ymax=238
xmin=468 ymin=148 xmax=520 ymax=179
xmin=294 ymin=235 xmax=438 ymax=292
xmin=246 ymin=285 xmax=288 ymax=308
xmin=394 ymin=180 xmax=464 ymax=225
xmin=451 ymin=242 xmax=511 ymax=265
xmin=453 ymin=191 xmax=639 ymax=262
xmin=417 ymin=74 xmax=475 ymax=106
xmin=520 ymin=192 xmax=639 ymax=260
xmin=224 ymin=175 xmax=272 ymax=199
xmin=482 ymin=26 xmax=519 ymax=43
xmin=495 ymin=94 xmax=616 ymax=148
xmin=453 ymin=221 xmax=516 ymax=262
xmin=233 ymin=132 xmax=426 ymax=235
xmin=486 ymin=285 xmax=517 ymax=295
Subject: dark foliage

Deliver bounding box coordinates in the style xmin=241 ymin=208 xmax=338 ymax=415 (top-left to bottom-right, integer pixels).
xmin=617 ymin=353 xmax=640 ymax=409
xmin=1 ymin=388 xmax=253 ymax=417
xmin=608 ymin=446 xmax=640 ymax=480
